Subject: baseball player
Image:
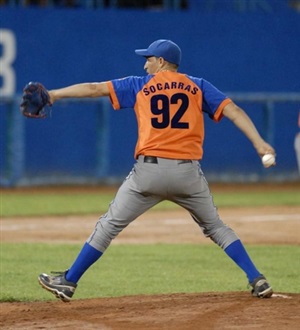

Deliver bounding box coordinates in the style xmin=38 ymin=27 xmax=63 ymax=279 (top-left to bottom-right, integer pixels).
xmin=38 ymin=39 xmax=275 ymax=302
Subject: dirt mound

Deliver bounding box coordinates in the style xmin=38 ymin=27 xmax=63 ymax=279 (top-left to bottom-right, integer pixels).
xmin=1 ymin=292 xmax=299 ymax=329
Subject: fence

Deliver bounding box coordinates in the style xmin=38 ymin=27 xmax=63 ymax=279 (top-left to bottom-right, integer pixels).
xmin=1 ymin=93 xmax=299 ymax=187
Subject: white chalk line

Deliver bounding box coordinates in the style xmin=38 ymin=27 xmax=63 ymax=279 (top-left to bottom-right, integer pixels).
xmin=160 ymin=214 xmax=299 ymax=225
xmin=1 ymin=214 xmax=299 ymax=230
xmin=234 ymin=214 xmax=300 ymax=222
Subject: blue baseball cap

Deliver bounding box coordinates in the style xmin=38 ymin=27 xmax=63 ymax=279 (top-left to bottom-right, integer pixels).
xmin=135 ymin=39 xmax=181 ymax=66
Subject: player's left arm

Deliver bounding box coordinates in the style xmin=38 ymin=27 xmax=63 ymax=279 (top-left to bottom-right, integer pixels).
xmin=223 ymin=102 xmax=276 ymax=158
xmin=49 ymin=82 xmax=110 ymax=105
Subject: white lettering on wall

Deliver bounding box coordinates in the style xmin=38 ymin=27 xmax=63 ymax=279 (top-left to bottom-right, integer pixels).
xmin=0 ymin=29 xmax=16 ymax=97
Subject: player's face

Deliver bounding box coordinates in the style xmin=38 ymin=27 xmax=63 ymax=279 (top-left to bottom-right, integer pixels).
xmin=144 ymin=56 xmax=160 ymax=74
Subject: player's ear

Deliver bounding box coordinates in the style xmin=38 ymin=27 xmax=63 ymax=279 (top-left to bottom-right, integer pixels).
xmin=158 ymin=57 xmax=165 ymax=65
xmin=158 ymin=57 xmax=167 ymax=69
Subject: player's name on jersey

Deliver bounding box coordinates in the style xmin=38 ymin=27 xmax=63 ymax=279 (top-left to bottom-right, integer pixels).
xmin=143 ymin=81 xmax=199 ymax=96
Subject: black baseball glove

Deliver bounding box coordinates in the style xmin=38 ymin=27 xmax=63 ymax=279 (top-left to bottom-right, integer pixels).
xmin=20 ymin=82 xmax=51 ymax=118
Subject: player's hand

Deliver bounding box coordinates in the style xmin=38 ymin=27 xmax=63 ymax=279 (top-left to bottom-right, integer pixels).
xmin=255 ymin=141 xmax=276 ymax=158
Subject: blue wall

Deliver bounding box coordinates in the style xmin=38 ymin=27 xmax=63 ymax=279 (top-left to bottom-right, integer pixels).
xmin=1 ymin=8 xmax=300 ymax=92
xmin=1 ymin=7 xmax=300 ymax=184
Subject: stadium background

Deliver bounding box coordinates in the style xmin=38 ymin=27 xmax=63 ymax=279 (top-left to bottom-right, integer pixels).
xmin=1 ymin=0 xmax=300 ymax=186
xmin=1 ymin=2 xmax=300 ymax=329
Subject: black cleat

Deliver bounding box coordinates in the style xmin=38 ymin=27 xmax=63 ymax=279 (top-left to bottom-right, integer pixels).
xmin=38 ymin=271 xmax=77 ymax=302
xmin=249 ymin=275 xmax=273 ymax=298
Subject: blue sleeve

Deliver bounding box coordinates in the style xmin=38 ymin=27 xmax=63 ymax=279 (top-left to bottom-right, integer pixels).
xmin=188 ymin=76 xmax=229 ymax=119
xmin=201 ymin=79 xmax=229 ymax=119
xmin=111 ymin=76 xmax=152 ymax=109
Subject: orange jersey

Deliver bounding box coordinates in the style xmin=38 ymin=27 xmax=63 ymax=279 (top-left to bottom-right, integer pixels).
xmin=107 ymin=71 xmax=232 ymax=160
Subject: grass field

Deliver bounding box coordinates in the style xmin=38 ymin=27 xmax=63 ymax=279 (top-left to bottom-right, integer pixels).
xmin=1 ymin=184 xmax=300 ymax=302
xmin=1 ymin=243 xmax=299 ymax=302
xmin=2 ymin=184 xmax=300 ymax=217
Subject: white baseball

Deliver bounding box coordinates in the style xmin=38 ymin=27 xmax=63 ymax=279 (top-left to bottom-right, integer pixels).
xmin=262 ymin=154 xmax=275 ymax=168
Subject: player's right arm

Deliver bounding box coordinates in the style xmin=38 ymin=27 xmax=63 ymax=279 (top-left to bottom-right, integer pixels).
xmin=49 ymin=82 xmax=110 ymax=104
xmin=223 ymin=102 xmax=275 ymax=157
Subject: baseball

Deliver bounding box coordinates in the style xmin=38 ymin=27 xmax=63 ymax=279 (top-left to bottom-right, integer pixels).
xmin=262 ymin=154 xmax=275 ymax=168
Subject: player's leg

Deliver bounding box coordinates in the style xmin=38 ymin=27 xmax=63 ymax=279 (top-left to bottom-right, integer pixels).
xmin=64 ymin=157 xmax=182 ymax=286
xmin=38 ymin=164 xmax=162 ymax=301
xmin=171 ymin=162 xmax=273 ymax=298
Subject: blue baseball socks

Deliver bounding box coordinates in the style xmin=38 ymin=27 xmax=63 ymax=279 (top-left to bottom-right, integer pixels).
xmin=65 ymin=242 xmax=103 ymax=283
xmin=224 ymin=239 xmax=261 ymax=283
xmin=65 ymin=239 xmax=261 ymax=284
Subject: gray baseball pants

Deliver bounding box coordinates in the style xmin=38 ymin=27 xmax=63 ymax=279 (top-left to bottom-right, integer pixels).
xmin=87 ymin=156 xmax=239 ymax=252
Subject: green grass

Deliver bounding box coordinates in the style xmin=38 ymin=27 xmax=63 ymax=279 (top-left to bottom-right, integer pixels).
xmin=1 ymin=243 xmax=299 ymax=302
xmin=1 ymin=188 xmax=299 ymax=217
xmin=1 ymin=187 xmax=299 ymax=302
xmin=213 ymin=191 xmax=300 ymax=207
xmin=0 ymin=192 xmax=114 ymax=217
